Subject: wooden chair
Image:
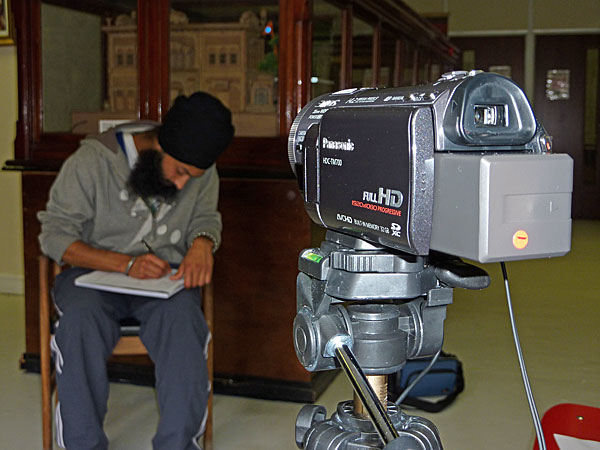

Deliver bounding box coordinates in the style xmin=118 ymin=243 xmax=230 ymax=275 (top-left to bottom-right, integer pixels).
xmin=39 ymin=254 xmax=214 ymax=450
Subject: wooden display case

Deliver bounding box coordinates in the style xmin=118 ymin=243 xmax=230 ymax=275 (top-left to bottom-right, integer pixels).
xmin=5 ymin=0 xmax=457 ymax=402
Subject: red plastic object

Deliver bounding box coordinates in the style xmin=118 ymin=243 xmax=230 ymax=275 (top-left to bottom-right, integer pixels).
xmin=533 ymin=403 xmax=600 ymax=450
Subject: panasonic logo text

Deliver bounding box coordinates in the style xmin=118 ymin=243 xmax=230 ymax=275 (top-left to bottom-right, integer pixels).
xmin=362 ymin=188 xmax=404 ymax=208
xmin=322 ymin=137 xmax=355 ymax=151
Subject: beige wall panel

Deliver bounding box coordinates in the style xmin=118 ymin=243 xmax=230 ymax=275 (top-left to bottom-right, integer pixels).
xmin=534 ymin=0 xmax=600 ymax=30
xmin=407 ymin=0 xmax=600 ymax=32
xmin=403 ymin=0 xmax=446 ymax=15
xmin=0 ymin=46 xmax=24 ymax=287
xmin=406 ymin=0 xmax=528 ymax=32
xmin=447 ymin=0 xmax=528 ymax=32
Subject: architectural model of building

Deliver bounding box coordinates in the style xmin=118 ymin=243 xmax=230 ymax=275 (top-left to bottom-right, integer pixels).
xmin=73 ymin=10 xmax=277 ymax=136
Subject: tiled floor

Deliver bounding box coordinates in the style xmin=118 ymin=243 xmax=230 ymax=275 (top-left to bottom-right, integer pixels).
xmin=1 ymin=220 xmax=599 ymax=449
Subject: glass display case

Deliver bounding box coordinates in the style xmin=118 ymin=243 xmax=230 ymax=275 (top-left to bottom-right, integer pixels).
xmin=8 ymin=0 xmax=458 ymax=401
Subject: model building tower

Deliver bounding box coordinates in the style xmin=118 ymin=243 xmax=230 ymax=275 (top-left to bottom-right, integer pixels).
xmin=102 ymin=9 xmax=277 ymax=136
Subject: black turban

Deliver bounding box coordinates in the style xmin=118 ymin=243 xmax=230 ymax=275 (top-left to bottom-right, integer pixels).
xmin=158 ymin=92 xmax=234 ymax=169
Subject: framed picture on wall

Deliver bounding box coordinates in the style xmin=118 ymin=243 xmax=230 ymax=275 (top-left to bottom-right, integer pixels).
xmin=0 ymin=0 xmax=15 ymax=46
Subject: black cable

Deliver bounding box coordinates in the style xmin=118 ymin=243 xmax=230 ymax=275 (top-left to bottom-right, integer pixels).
xmin=394 ymin=344 xmax=443 ymax=406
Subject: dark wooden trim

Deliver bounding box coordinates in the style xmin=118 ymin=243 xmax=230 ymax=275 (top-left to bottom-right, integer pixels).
xmin=423 ymin=51 xmax=431 ymax=83
xmin=301 ymin=5 xmax=313 ymax=108
xmin=279 ymin=0 xmax=292 ymax=134
xmin=340 ymin=5 xmax=353 ymax=89
xmin=357 ymin=0 xmax=458 ymax=63
xmin=327 ymin=0 xmax=458 ymax=65
xmin=217 ymin=136 xmax=291 ymax=174
xmin=393 ymin=39 xmax=404 ymax=86
xmin=6 ymin=136 xmax=291 ymax=175
xmin=412 ymin=46 xmax=419 ymax=86
xmin=294 ymin=0 xmax=312 ymax=117
xmin=138 ymin=0 xmax=170 ymax=121
xmin=213 ymin=370 xmax=339 ymax=403
xmin=13 ymin=0 xmax=41 ymax=162
xmin=371 ymin=20 xmax=381 ymax=86
xmin=3 ymin=160 xmax=64 ymax=172
xmin=41 ymin=1 xmax=133 ymax=16
xmin=280 ymin=0 xmax=312 ymax=134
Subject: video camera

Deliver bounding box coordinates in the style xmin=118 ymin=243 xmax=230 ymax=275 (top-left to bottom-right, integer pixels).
xmin=288 ymin=71 xmax=574 ymax=450
xmin=288 ymin=70 xmax=573 ymax=262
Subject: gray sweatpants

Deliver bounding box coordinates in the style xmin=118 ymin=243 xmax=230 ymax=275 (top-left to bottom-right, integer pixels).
xmin=51 ymin=267 xmax=210 ymax=450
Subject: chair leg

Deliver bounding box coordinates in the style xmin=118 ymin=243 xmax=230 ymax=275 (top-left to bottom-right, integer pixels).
xmin=39 ymin=255 xmax=54 ymax=450
xmin=40 ymin=343 xmax=54 ymax=450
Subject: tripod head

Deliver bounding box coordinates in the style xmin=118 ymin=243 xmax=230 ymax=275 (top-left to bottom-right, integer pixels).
xmin=293 ymin=231 xmax=489 ymax=449
xmin=295 ymin=231 xmax=489 ymax=373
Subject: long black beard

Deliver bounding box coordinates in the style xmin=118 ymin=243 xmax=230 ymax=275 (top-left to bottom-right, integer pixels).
xmin=127 ymin=149 xmax=178 ymax=201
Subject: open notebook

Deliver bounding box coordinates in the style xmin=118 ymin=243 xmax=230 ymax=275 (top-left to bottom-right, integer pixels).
xmin=75 ymin=270 xmax=184 ymax=299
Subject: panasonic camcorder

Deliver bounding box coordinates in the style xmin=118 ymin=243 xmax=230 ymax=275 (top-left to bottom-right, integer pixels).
xmin=288 ymin=71 xmax=573 ymax=263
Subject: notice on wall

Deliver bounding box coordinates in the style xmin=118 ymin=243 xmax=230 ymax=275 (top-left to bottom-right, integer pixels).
xmin=546 ymin=69 xmax=570 ymax=101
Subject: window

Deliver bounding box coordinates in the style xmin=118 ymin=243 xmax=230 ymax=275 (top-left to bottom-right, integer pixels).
xmin=41 ymin=1 xmax=139 ymax=133
xmin=169 ymin=3 xmax=279 ymax=137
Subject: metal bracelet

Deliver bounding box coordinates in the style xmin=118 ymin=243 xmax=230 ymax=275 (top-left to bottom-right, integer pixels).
xmin=194 ymin=232 xmax=219 ymax=253
xmin=124 ymin=256 xmax=137 ymax=275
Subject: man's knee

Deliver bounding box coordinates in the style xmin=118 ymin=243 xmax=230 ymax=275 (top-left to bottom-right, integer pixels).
xmin=139 ymin=290 xmax=207 ymax=353
xmin=56 ymin=293 xmax=117 ymax=327
xmin=151 ymin=290 xmax=203 ymax=323
xmin=171 ymin=289 xmax=203 ymax=313
xmin=53 ymin=290 xmax=121 ymax=354
xmin=54 ymin=269 xmax=113 ymax=312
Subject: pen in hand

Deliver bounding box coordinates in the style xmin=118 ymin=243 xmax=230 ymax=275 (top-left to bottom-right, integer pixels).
xmin=142 ymin=239 xmax=155 ymax=254
xmin=140 ymin=239 xmax=171 ymax=278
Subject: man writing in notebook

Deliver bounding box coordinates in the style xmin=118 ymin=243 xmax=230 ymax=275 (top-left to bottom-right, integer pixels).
xmin=38 ymin=92 xmax=234 ymax=450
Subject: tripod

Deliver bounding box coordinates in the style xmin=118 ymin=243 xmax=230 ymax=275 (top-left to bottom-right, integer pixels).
xmin=293 ymin=231 xmax=489 ymax=450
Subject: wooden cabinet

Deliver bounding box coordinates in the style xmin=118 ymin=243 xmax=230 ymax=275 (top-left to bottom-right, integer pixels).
xmin=7 ymin=0 xmax=457 ymax=402
xmin=19 ymin=170 xmax=330 ymax=401
xmin=213 ymin=178 xmax=332 ymax=401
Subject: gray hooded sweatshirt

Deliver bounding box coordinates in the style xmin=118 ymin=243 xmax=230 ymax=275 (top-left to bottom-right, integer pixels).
xmin=38 ymin=123 xmax=222 ymax=265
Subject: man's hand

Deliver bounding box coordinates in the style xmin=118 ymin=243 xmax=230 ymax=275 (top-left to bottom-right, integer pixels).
xmin=62 ymin=240 xmax=171 ymax=279
xmin=128 ymin=254 xmax=172 ymax=279
xmin=170 ymin=237 xmax=214 ymax=288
